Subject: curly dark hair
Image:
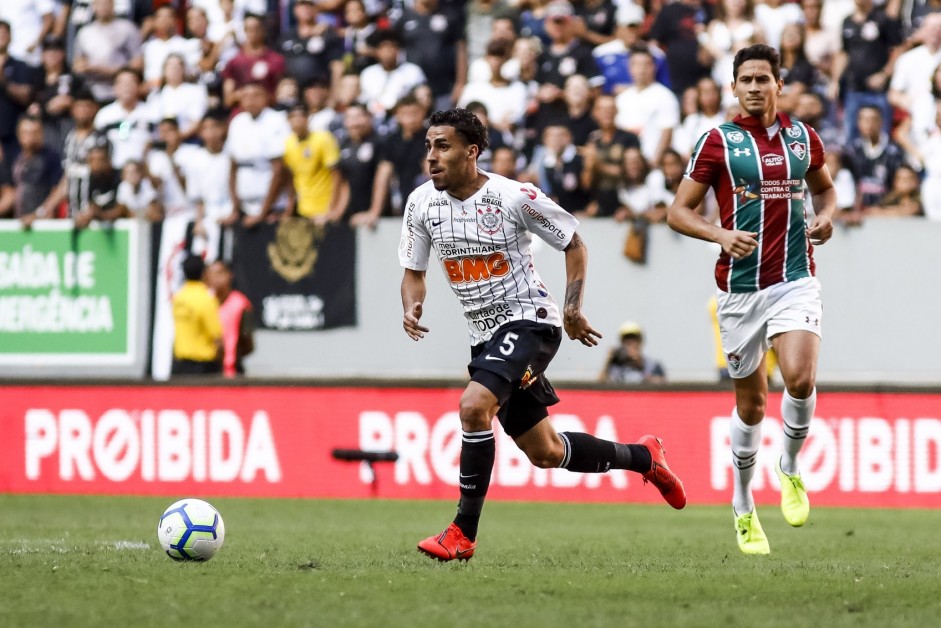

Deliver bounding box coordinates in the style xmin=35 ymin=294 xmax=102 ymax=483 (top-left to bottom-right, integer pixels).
xmin=428 ymin=108 xmax=489 ymax=155
xmin=732 ymin=43 xmax=781 ymax=82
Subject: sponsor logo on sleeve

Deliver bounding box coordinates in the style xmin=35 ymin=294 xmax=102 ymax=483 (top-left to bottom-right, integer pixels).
xmin=786 ymin=125 xmax=803 ymax=138
xmin=403 ymin=202 xmax=416 ymax=258
xmin=520 ymin=185 xmax=538 ymax=200
xmin=521 ymin=204 xmax=567 ymax=240
xmin=726 ymin=131 xmax=745 ymax=144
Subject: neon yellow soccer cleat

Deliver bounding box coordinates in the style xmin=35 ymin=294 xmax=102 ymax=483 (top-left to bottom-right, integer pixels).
xmin=734 ymin=509 xmax=770 ymax=555
xmin=775 ymin=457 xmax=810 ymax=527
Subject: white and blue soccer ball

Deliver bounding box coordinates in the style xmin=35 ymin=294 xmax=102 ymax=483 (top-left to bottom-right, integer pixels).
xmin=157 ymin=498 xmax=225 ymax=561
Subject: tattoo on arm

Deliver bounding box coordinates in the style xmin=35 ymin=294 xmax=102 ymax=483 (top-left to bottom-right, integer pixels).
xmin=564 ymin=232 xmax=584 ymax=251
xmin=564 ymin=279 xmax=582 ymax=313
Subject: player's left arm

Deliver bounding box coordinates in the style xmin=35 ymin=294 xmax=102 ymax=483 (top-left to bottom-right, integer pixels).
xmin=562 ymin=232 xmax=602 ymax=347
xmin=805 ymin=164 xmax=837 ymax=246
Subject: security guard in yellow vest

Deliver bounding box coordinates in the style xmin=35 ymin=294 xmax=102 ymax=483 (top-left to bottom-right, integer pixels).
xmin=172 ymin=255 xmax=223 ymax=375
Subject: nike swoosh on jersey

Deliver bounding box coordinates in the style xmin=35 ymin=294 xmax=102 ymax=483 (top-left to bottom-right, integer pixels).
xmin=484 ymin=355 xmax=505 ymax=361
xmin=431 ymin=219 xmax=445 ymax=226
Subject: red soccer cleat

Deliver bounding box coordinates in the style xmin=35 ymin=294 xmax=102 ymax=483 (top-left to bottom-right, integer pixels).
xmin=417 ymin=523 xmax=477 ymax=562
xmin=638 ymin=435 xmax=687 ymax=510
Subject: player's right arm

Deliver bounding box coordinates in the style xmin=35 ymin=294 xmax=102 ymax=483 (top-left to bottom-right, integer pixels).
xmin=667 ymin=178 xmax=757 ymax=260
xmin=398 ymin=189 xmax=432 ymax=341
xmin=401 ymin=269 xmax=429 ymax=341
xmin=667 ymin=130 xmax=758 ymax=260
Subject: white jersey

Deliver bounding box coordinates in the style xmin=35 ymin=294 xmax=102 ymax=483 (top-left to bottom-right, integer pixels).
xmin=399 ymin=171 xmax=579 ymax=345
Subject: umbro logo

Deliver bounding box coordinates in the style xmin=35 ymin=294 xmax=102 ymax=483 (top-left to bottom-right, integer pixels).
xmin=485 ymin=355 xmax=505 ymax=361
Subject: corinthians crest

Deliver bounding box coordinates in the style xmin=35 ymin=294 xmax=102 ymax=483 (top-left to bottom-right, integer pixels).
xmin=477 ymin=206 xmax=503 ymax=235
xmin=267 ymin=216 xmax=322 ymax=282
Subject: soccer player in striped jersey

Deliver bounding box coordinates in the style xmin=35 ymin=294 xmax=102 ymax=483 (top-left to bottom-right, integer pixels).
xmin=400 ymin=108 xmax=687 ymax=562
xmin=667 ymin=44 xmax=836 ymax=555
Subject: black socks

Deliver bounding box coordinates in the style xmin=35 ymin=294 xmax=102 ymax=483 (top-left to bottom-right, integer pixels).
xmin=559 ymin=432 xmax=652 ymax=474
xmin=452 ymin=430 xmax=653 ymax=540
xmin=453 ymin=429 xmax=495 ymax=541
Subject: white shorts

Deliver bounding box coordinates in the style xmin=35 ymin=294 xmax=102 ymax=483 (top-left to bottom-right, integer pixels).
xmin=716 ymin=276 xmax=823 ymax=379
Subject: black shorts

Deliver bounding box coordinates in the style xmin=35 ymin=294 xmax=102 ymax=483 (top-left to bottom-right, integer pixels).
xmin=468 ymin=320 xmax=562 ymax=439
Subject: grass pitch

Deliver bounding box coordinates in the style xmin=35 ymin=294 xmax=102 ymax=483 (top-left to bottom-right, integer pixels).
xmin=2 ymin=496 xmax=939 ymax=627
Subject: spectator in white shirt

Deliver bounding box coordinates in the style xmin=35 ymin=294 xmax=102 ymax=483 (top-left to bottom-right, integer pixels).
xmin=72 ymin=0 xmax=144 ymax=103
xmin=117 ymin=159 xmax=161 ymax=220
xmin=224 ymin=81 xmax=290 ymax=228
xmin=614 ymin=45 xmax=680 ymax=166
xmin=147 ymin=117 xmax=201 ymax=219
xmin=754 ymin=0 xmax=803 ymax=52
xmin=142 ymin=5 xmax=201 ymax=90
xmin=615 ymin=146 xmax=671 ymax=222
xmin=147 ymin=54 xmax=209 ymax=141
xmin=191 ymin=0 xmax=263 ymax=42
xmin=673 ymin=76 xmax=725 ymax=159
xmin=94 ymin=67 xmax=152 ymax=168
xmin=189 ymin=112 xmax=233 ymax=261
xmin=0 ymin=0 xmax=54 ymax=66
xmin=359 ymin=29 xmax=427 ymax=122
xmin=458 ymin=38 xmax=528 ymax=132
xmin=303 ymin=78 xmax=339 ymax=132
xmin=889 ymin=14 xmax=941 ymax=114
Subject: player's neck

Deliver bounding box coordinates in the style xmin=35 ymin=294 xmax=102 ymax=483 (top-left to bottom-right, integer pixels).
xmin=742 ymin=108 xmax=778 ymax=129
xmin=446 ymin=171 xmax=487 ymax=201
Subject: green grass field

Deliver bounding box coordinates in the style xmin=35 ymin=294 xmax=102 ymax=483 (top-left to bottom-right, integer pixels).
xmin=2 ymin=495 xmax=939 ymax=627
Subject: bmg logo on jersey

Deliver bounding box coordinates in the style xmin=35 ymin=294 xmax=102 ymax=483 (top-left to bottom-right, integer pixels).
xmin=443 ymin=253 xmax=510 ymax=283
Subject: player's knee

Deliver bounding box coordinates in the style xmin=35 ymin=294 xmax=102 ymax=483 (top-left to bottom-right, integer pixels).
xmin=737 ymin=395 xmax=766 ymax=424
xmin=458 ymin=396 xmax=492 ymax=432
xmin=784 ymin=374 xmax=815 ymax=400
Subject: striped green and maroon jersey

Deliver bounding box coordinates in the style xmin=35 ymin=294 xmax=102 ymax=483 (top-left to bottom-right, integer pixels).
xmin=685 ymin=113 xmax=825 ymax=293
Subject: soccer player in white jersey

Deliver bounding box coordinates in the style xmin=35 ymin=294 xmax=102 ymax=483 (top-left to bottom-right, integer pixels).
xmin=667 ymin=44 xmax=836 ymax=555
xmin=399 ymin=108 xmax=687 ymax=562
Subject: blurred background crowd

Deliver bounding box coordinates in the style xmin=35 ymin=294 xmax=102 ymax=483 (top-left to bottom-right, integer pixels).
xmin=3 ymin=0 xmax=941 ymax=237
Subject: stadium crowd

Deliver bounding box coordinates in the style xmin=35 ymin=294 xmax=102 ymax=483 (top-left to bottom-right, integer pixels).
xmin=1 ymin=0 xmax=939 ymax=247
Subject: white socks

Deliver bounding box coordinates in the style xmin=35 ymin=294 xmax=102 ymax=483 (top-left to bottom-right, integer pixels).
xmin=730 ymin=409 xmax=761 ymax=516
xmin=780 ymin=388 xmax=816 ymax=475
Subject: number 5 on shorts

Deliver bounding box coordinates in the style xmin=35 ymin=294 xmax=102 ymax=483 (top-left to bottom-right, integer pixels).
xmin=500 ymin=332 xmax=519 ymax=356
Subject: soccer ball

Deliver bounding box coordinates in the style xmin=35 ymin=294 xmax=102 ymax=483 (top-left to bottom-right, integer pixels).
xmin=157 ymin=498 xmax=225 ymax=561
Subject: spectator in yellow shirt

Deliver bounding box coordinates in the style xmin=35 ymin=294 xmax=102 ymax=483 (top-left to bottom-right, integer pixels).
xmin=262 ymin=100 xmax=344 ymax=225
xmin=172 ymin=255 xmax=223 ymax=376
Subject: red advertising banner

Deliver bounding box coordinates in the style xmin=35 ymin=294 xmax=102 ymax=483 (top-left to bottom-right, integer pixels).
xmin=1 ymin=386 xmax=938 ymax=508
